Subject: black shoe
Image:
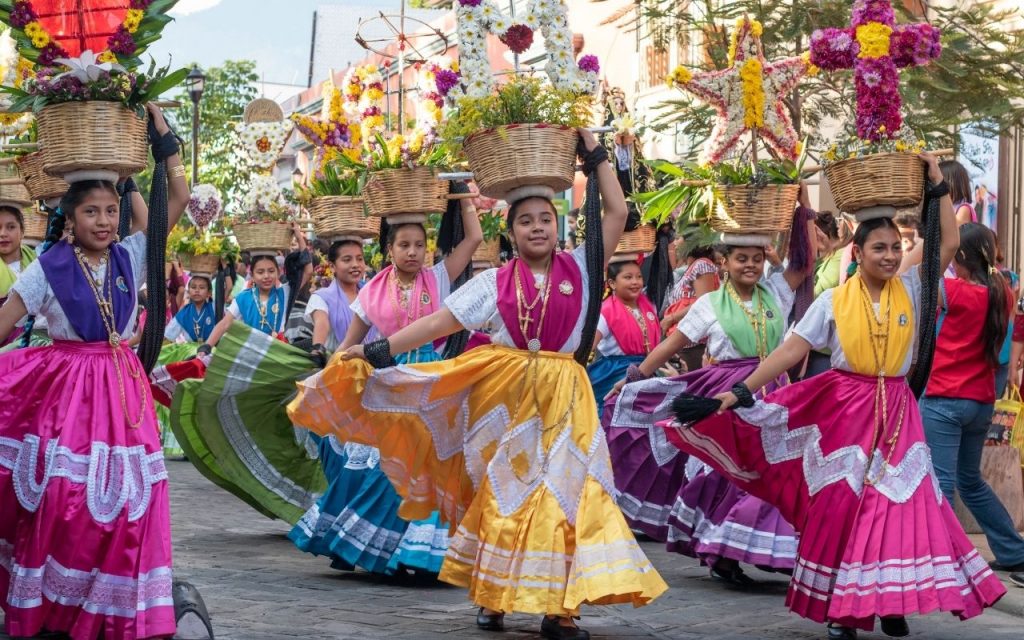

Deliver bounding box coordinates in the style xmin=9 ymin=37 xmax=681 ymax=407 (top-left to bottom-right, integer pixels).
xmin=709 ymin=564 xmax=756 ymax=587
xmin=988 ymin=560 xmax=1024 ymax=572
xmin=541 ymin=616 xmax=590 ymax=640
xmin=879 ymin=616 xmax=909 ymax=637
xmin=826 ymin=623 xmax=857 ymax=640
xmin=1009 ymin=572 xmax=1024 ymax=588
xmin=476 ymin=608 xmax=504 ymax=631
xmin=172 ymin=579 xmax=215 ymax=640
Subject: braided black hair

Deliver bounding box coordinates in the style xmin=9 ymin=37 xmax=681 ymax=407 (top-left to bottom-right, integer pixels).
xmin=641 ymin=223 xmax=672 ymax=311
xmin=17 ymin=202 xmax=66 ymax=347
xmin=573 ymin=170 xmax=604 ymax=365
xmin=116 ymin=177 xmax=137 ymax=240
xmin=439 ymin=181 xmax=472 ymax=359
xmin=136 ymin=160 xmax=169 ymax=374
xmin=907 ymin=180 xmax=946 ymax=398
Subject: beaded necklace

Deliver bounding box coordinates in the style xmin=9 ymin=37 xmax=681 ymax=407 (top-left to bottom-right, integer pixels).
xmin=724 ymin=281 xmax=770 ymax=359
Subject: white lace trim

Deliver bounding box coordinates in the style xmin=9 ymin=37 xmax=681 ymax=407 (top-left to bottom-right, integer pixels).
xmin=396 ymin=520 xmax=449 ymax=556
xmin=0 ymin=435 xmax=167 ymax=524
xmin=292 ymin=503 xmax=403 ymax=560
xmin=0 ymin=540 xmax=173 ymax=616
xmin=609 ymin=377 xmax=687 ymax=466
xmin=341 ymin=442 xmax=381 ymax=470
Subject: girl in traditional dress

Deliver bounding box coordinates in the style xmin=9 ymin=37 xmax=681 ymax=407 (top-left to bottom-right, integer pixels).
xmin=288 ymin=130 xmax=667 ymax=640
xmin=165 ymin=274 xmax=215 ymax=344
xmin=0 ymin=104 xmax=189 ymax=640
xmin=603 ymin=192 xmax=815 ymax=582
xmin=587 ymin=258 xmax=660 ymax=408
xmin=0 ymin=205 xmax=34 ymax=347
xmin=661 ymin=236 xmax=720 ymax=371
xmin=666 ymin=154 xmax=1006 ymax=639
xmin=325 ymin=194 xmax=482 ymax=575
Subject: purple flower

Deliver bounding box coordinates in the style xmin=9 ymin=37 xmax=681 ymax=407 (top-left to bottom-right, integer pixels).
xmin=37 ymin=43 xmax=67 ymax=67
xmin=499 ymin=24 xmax=534 ymax=55
xmin=458 ymin=0 xmax=482 ymax=6
xmin=131 ymin=0 xmax=154 ymax=7
xmin=809 ymin=28 xmax=856 ymax=71
xmin=107 ymin=26 xmax=137 ymax=56
xmin=577 ymin=54 xmax=600 ymax=74
xmin=854 ymin=57 xmax=901 ymax=141
xmin=10 ymin=1 xmax=37 ymax=28
xmin=434 ymin=68 xmax=460 ymax=96
xmin=852 ymin=0 xmax=895 ymax=28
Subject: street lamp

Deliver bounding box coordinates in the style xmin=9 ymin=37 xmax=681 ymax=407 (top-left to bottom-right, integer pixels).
xmin=185 ymin=66 xmax=206 ymax=186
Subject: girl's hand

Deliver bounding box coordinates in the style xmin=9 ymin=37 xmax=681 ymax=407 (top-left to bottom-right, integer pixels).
xmin=577 ymin=127 xmax=599 ymax=153
xmin=146 ymin=103 xmax=171 ymax=136
xmin=764 ymin=244 xmax=782 ymax=267
xmin=605 ymin=378 xmax=627 ymax=400
xmin=713 ymin=391 xmax=737 ymax=413
xmin=660 ymin=313 xmax=679 ymax=334
xmin=657 ymin=363 xmax=679 ymax=377
xmin=919 ymin=152 xmax=943 ymax=185
xmin=341 ymin=345 xmax=366 ymax=361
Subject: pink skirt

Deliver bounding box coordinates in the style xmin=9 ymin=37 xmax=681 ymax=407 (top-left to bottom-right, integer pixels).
xmin=0 ymin=341 xmax=175 ymax=640
xmin=663 ymin=369 xmax=1005 ymax=631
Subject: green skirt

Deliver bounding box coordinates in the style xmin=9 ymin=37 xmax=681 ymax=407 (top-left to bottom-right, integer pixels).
xmin=155 ymin=342 xmax=202 ymax=459
xmin=170 ymin=322 xmax=326 ymax=523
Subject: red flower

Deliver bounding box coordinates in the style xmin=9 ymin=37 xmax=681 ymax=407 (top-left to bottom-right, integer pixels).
xmin=500 ymin=24 xmax=534 ymax=55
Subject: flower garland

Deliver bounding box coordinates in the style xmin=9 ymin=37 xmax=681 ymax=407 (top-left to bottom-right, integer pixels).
xmin=5 ymin=0 xmax=168 ymax=66
xmin=342 ymin=64 xmax=386 ymax=141
xmin=666 ymin=17 xmax=813 ymax=165
xmin=237 ymin=119 xmax=294 ymax=171
xmin=455 ymin=0 xmax=600 ymax=98
xmin=291 ymin=74 xmax=363 ymax=171
xmin=0 ymin=29 xmax=33 ymax=136
xmin=186 ymin=184 xmax=223 ymax=230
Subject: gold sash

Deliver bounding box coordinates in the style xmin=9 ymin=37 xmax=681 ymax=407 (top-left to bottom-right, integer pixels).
xmin=832 ymin=273 xmax=914 ymax=376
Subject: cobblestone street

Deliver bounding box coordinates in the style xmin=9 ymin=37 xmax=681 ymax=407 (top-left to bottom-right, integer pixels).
xmin=5 ymin=461 xmax=1024 ymax=639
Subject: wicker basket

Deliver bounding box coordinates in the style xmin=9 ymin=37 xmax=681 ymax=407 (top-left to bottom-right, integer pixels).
xmin=463 ymin=124 xmax=578 ymax=200
xmin=37 ymin=102 xmax=148 ymax=180
xmin=181 ymin=253 xmax=221 ymax=275
xmin=364 ymin=166 xmax=447 ymax=217
xmin=16 ymin=152 xmax=68 ymax=201
xmin=472 ymin=238 xmax=501 ymax=265
xmin=710 ymin=184 xmax=800 ymax=234
xmin=309 ymin=196 xmax=379 ymax=239
xmin=22 ymin=209 xmax=48 ymax=242
xmin=615 ymin=225 xmax=656 ymax=255
xmin=234 ymin=221 xmax=293 ymax=254
xmin=823 ymin=153 xmax=925 ymax=214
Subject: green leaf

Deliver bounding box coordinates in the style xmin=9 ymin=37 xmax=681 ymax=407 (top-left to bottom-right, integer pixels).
xmin=145 ymin=67 xmax=189 ymax=99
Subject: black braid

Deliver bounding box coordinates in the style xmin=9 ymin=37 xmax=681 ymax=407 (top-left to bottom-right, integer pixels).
xmin=908 ymin=179 xmax=946 ymax=398
xmin=441 ymin=182 xmax=472 ymax=359
xmin=641 ymin=223 xmax=672 ymax=311
xmin=116 ymin=178 xmax=136 ymax=240
xmin=17 ymin=204 xmax=65 ymax=348
xmin=573 ymin=171 xmax=604 ymax=365
xmin=214 ymin=265 xmax=226 ymax=322
xmin=136 ymin=161 xmax=169 ymax=373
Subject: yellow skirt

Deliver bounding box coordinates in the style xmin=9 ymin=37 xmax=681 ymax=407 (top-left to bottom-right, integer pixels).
xmin=288 ymin=344 xmax=667 ymax=615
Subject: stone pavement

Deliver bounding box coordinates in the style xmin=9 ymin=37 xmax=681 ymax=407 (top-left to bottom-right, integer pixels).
xmin=4 ymin=461 xmax=1024 ymax=639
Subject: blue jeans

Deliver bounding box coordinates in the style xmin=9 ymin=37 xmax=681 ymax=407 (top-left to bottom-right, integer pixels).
xmin=920 ymin=396 xmax=1024 ymax=566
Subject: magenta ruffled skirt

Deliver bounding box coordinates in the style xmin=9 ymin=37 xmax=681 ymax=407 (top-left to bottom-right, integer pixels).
xmin=0 ymin=341 xmax=175 ymax=640
xmin=664 ymin=369 xmax=1006 ymax=630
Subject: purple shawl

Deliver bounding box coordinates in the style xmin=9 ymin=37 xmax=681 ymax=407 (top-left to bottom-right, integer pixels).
xmin=39 ymin=240 xmax=135 ymax=342
xmin=313 ymin=279 xmax=380 ymax=344
xmin=496 ymin=253 xmax=583 ymax=352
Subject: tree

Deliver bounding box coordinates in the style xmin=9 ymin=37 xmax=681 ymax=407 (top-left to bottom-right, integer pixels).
xmin=633 ymin=0 xmax=1024 ymax=161
xmin=137 ymin=60 xmax=259 ymax=203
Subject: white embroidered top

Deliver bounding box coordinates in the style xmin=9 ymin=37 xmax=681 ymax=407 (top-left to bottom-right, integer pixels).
xmin=677 ymin=271 xmax=795 ymax=361
xmin=350 ymin=261 xmax=451 ymax=334
xmin=11 ymin=232 xmax=147 ymax=341
xmin=445 ymin=246 xmax=591 ymax=354
xmin=792 ymin=267 xmax=922 ymax=377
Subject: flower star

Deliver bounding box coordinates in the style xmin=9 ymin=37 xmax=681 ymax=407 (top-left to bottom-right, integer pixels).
xmin=667 ymin=18 xmax=812 ymax=165
xmin=53 ymin=49 xmax=125 ymax=83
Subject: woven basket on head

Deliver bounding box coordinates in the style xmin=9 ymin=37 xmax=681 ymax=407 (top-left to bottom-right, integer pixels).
xmin=309 ymin=196 xmax=379 ymax=239
xmin=364 ymin=166 xmax=447 ymax=217
xmin=22 ymin=209 xmax=48 ymax=242
xmin=234 ymin=220 xmax=293 ymax=254
xmin=16 ymin=151 xmax=68 ymax=201
xmin=615 ymin=224 xmax=656 ymax=255
xmin=463 ymin=124 xmax=578 ymax=200
xmin=0 ymin=175 xmax=31 ymax=207
xmin=823 ymin=153 xmax=925 ymax=214
xmin=37 ymin=102 xmax=148 ymax=179
xmin=472 ymin=238 xmax=501 ymax=265
xmin=181 ymin=253 xmax=221 ymax=275
xmin=244 ymin=98 xmax=285 ymax=123
xmin=710 ymin=184 xmax=799 ymax=234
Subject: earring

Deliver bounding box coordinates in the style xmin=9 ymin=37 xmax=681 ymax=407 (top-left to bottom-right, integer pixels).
xmin=68 ymin=227 xmax=76 ymax=244
xmin=114 ymin=233 xmax=120 ymax=243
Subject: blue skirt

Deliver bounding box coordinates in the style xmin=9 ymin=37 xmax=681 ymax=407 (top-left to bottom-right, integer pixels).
xmin=289 ymin=343 xmax=450 ymax=575
xmin=587 ymin=354 xmax=645 ymax=414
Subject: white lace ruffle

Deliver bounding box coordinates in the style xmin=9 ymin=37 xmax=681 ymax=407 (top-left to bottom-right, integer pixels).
xmin=0 ymin=435 xmax=167 ymax=524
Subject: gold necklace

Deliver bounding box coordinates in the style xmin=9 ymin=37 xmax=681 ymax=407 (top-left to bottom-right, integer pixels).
xmin=388 ymin=268 xmax=419 ymax=327
xmin=192 ymin=302 xmax=207 ymax=340
xmin=725 ymin=281 xmax=770 ymax=359
xmin=73 ymin=245 xmax=147 ymax=429
xmin=624 ymin=301 xmax=651 ymax=352
xmin=253 ymin=289 xmax=276 ymax=333
xmin=514 ymin=259 xmax=552 ymax=353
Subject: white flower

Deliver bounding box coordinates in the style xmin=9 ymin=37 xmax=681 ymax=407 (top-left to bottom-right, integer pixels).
xmin=491 ymin=17 xmax=510 ymax=34
xmin=53 ymin=49 xmax=125 ymax=83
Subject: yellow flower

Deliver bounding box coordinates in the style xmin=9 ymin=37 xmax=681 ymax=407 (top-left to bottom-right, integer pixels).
xmin=727 ymin=18 xmax=763 ymax=66
xmin=366 ymin=87 xmax=384 ymax=101
xmin=450 ymin=60 xmax=459 ymax=72
xmin=739 ymin=58 xmax=765 ymax=128
xmin=24 ymin=22 xmax=41 ymax=38
xmin=801 ymin=51 xmax=819 ymax=77
xmin=894 ymin=141 xmax=907 ymax=152
xmin=666 ymin=65 xmax=692 ymax=88
xmin=124 ymin=9 xmax=144 ymax=33
xmin=31 ymin=34 xmax=49 ymax=48
xmin=98 ymin=51 xmax=118 ymax=64
xmin=855 ymin=21 xmax=892 ymax=60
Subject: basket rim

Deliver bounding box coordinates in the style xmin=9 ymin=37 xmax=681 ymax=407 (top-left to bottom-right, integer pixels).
xmin=464 ymin=122 xmax=576 ymax=145
xmin=824 ymin=151 xmax=924 ymax=172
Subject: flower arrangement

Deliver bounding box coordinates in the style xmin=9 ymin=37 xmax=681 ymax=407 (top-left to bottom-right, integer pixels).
xmin=291 ymin=74 xmax=363 ymax=173
xmin=424 ymin=56 xmax=461 ymax=100
xmin=666 ymin=17 xmax=814 ymax=165
xmin=342 ymin=64 xmax=386 ymax=141
xmin=186 ymin=183 xmax=223 ymax=229
xmin=440 ymin=74 xmax=592 ymax=145
xmin=416 ymin=56 xmax=457 ymax=132
xmin=820 ymin=124 xmax=927 ymax=165
xmin=809 ymin=0 xmax=941 ymax=142
xmin=311 ymin=250 xmax=334 ymax=291
xmin=237 ymin=119 xmax=294 ymax=171
xmin=238 ymin=174 xmax=297 ymax=222
xmin=0 ymin=29 xmax=33 ymax=135
xmin=294 ymin=161 xmax=363 ymax=201
xmin=2 ymin=0 xmax=176 ymax=68
xmin=170 ymin=225 xmax=237 ymax=259
xmin=455 ymin=0 xmax=600 ymax=98
xmin=478 ymin=208 xmax=507 ymax=241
